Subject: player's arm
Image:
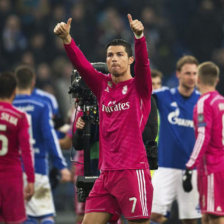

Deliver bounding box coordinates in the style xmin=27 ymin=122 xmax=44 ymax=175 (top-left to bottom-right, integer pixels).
xmin=128 ymin=14 xmax=152 ymax=98
xmin=186 ymin=101 xmax=212 ymax=169
xmin=54 ymin=18 xmax=104 ymax=98
xmin=59 ymin=133 xmax=72 ymax=150
xmin=18 ymin=114 xmax=35 ymax=200
xmin=40 ymin=104 xmax=71 ymax=181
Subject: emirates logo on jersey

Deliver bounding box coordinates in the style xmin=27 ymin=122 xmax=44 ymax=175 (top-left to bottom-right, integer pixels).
xmin=102 ymin=101 xmax=130 ymax=113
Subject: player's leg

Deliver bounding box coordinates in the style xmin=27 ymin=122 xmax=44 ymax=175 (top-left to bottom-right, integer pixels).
xmin=40 ymin=216 xmax=55 ymax=224
xmin=206 ymin=171 xmax=224 ymax=224
xmin=24 ymin=174 xmax=55 ymax=222
xmin=109 ymin=169 xmax=152 ymax=224
xmin=177 ymin=170 xmax=201 ymax=224
xmin=23 ymin=217 xmax=39 ymax=224
xmin=2 ymin=176 xmax=27 ymax=224
xmin=23 ymin=215 xmax=54 ymax=224
xmin=151 ymin=168 xmax=177 ymax=223
xmin=201 ymin=214 xmax=209 ymax=224
xmin=84 ymin=172 xmax=121 ymax=224
xmin=207 ymin=214 xmax=224 ymax=224
xmin=82 ymin=212 xmax=112 ymax=224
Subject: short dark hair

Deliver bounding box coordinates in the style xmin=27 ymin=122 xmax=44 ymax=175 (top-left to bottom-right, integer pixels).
xmin=0 ymin=72 xmax=17 ymax=98
xmin=105 ymin=39 xmax=133 ymax=57
xmin=198 ymin=61 xmax=220 ymax=86
xmin=15 ymin=65 xmax=35 ymax=89
xmin=176 ymin=55 xmax=199 ymax=71
xmin=151 ymin=69 xmax=163 ymax=79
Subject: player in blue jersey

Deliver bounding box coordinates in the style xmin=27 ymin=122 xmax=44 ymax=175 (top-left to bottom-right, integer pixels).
xmin=13 ymin=65 xmax=71 ymax=224
xmin=32 ymin=88 xmax=59 ymax=118
xmin=150 ymin=56 xmax=201 ymax=224
xmin=32 ymin=87 xmax=68 ymax=138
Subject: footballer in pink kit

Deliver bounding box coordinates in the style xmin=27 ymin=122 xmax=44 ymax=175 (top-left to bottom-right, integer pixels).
xmin=186 ymin=62 xmax=224 ymax=224
xmin=0 ymin=72 xmax=35 ymax=224
xmin=54 ymin=14 xmax=153 ymax=224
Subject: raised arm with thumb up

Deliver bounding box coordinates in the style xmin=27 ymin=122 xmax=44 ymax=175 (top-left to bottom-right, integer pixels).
xmin=127 ymin=13 xmax=144 ymax=38
xmin=54 ymin=18 xmax=72 ymax=44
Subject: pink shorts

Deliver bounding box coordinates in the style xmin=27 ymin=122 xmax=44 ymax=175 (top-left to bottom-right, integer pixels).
xmin=198 ymin=171 xmax=224 ymax=216
xmin=0 ymin=176 xmax=26 ymax=223
xmin=85 ymin=169 xmax=153 ymax=222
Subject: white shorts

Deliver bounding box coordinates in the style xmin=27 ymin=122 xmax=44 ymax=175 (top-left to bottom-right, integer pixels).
xmin=24 ymin=173 xmax=55 ymax=217
xmin=151 ymin=167 xmax=201 ymax=219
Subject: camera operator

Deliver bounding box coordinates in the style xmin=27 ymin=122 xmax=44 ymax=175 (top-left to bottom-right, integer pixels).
xmin=72 ymin=110 xmax=100 ymax=224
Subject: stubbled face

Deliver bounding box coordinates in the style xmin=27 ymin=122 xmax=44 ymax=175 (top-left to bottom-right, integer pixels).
xmin=152 ymin=77 xmax=162 ymax=90
xmin=106 ymin=45 xmax=132 ymax=77
xmin=177 ymin=63 xmax=198 ymax=90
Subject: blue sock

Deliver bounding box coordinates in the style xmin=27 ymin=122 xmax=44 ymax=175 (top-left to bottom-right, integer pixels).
xmin=23 ymin=217 xmax=38 ymax=224
xmin=40 ymin=217 xmax=55 ymax=224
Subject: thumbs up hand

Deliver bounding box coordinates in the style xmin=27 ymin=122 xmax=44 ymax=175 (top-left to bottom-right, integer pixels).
xmin=54 ymin=18 xmax=72 ymax=44
xmin=127 ymin=14 xmax=144 ymax=38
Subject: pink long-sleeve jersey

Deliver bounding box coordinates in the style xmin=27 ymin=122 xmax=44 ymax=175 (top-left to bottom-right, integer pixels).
xmin=0 ymin=102 xmax=34 ymax=182
xmin=186 ymin=91 xmax=224 ymax=175
xmin=65 ymin=37 xmax=152 ymax=170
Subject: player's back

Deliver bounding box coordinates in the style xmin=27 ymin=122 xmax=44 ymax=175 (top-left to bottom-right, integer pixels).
xmin=13 ymin=94 xmax=66 ymax=174
xmin=194 ymin=91 xmax=224 ymax=173
xmin=153 ymin=87 xmax=200 ymax=169
xmin=209 ymin=92 xmax=224 ymax=149
xmin=0 ymin=102 xmax=28 ymax=177
xmin=32 ymin=88 xmax=59 ymax=117
xmin=13 ymin=94 xmax=47 ymax=152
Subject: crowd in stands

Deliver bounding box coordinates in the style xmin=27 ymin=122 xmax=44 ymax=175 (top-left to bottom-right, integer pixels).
xmin=0 ymin=0 xmax=224 ymax=121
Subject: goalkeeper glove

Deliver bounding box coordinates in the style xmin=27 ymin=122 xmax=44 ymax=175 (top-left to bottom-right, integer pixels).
xmin=182 ymin=169 xmax=193 ymax=192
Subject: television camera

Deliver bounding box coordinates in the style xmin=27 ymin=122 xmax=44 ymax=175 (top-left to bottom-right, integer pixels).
xmin=68 ymin=62 xmax=108 ymax=202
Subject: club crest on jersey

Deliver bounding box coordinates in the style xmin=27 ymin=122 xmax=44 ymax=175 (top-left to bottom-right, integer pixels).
xmin=108 ymin=81 xmax=112 ymax=87
xmin=168 ymin=101 xmax=193 ymax=127
xmin=122 ymin=85 xmax=128 ymax=95
xmin=104 ymin=86 xmax=110 ymax=92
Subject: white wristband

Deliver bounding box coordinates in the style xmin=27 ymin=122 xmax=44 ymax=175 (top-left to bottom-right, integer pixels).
xmin=134 ymin=33 xmax=144 ymax=39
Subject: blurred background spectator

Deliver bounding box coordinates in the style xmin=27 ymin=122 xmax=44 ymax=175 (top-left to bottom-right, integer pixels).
xmin=1 ymin=0 xmax=223 ymax=121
